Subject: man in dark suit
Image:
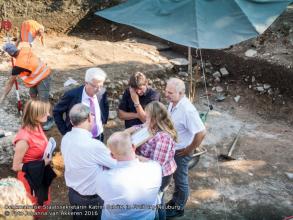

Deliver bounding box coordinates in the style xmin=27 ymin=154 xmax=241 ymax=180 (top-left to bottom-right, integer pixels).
xmin=53 ymin=68 xmax=109 ymax=142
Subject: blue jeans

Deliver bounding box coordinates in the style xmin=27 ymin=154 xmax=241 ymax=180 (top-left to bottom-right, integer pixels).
xmin=68 ymin=187 xmax=103 ymax=220
xmin=172 ymin=153 xmax=192 ymax=209
xmin=155 ymin=175 xmax=172 ymax=220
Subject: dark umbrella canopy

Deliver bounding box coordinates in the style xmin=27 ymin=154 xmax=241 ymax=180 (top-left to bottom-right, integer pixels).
xmin=96 ymin=0 xmax=292 ymax=49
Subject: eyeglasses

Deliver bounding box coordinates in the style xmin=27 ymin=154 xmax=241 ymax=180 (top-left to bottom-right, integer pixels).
xmin=87 ymin=82 xmax=104 ymax=90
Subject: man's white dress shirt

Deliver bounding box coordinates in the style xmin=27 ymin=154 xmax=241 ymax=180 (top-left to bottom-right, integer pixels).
xmin=61 ymin=127 xmax=116 ymax=195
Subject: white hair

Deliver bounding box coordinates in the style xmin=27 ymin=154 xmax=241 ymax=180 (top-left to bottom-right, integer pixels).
xmin=107 ymin=131 xmax=132 ymax=157
xmin=85 ymin=68 xmax=107 ymax=83
xmin=167 ymin=78 xmax=185 ymax=94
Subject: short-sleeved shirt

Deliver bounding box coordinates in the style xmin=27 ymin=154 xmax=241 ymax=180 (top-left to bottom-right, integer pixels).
xmin=118 ymin=87 xmax=160 ymax=128
xmin=13 ymin=125 xmax=48 ymax=163
xmin=168 ymin=96 xmax=205 ymax=150
xmin=138 ymin=131 xmax=177 ymax=176
xmin=96 ymin=159 xmax=162 ymax=220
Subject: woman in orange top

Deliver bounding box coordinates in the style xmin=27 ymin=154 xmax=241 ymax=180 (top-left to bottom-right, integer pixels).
xmin=12 ymin=100 xmax=51 ymax=215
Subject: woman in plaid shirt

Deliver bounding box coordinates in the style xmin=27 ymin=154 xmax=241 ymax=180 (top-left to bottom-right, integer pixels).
xmin=127 ymin=101 xmax=177 ymax=219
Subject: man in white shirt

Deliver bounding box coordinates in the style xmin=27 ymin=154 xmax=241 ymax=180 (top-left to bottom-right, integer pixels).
xmin=96 ymin=131 xmax=162 ymax=220
xmin=165 ymin=78 xmax=206 ymax=218
xmin=61 ymin=103 xmax=117 ymax=220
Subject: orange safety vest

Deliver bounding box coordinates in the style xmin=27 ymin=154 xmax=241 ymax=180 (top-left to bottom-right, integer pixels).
xmin=20 ymin=20 xmax=43 ymax=43
xmin=15 ymin=48 xmax=51 ymax=88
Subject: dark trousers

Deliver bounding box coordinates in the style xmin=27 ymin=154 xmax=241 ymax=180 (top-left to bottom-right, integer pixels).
xmin=68 ymin=187 xmax=103 ymax=220
xmin=94 ymin=133 xmax=104 ymax=142
xmin=156 ymin=175 xmax=172 ymax=220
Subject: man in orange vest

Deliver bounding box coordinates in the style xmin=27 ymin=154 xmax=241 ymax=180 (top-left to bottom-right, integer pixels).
xmin=0 ymin=43 xmax=54 ymax=130
xmin=16 ymin=20 xmax=45 ymax=47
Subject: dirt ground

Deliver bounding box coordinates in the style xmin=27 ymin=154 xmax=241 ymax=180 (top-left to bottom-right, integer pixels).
xmin=0 ymin=32 xmax=292 ymax=220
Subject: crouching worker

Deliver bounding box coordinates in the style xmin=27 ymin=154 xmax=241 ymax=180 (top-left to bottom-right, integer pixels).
xmin=0 ymin=43 xmax=54 ymax=130
xmin=12 ymin=100 xmax=56 ymax=217
xmin=16 ymin=19 xmax=45 ymax=47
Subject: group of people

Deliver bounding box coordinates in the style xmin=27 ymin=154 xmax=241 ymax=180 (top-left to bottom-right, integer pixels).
xmin=1 ymin=19 xmax=206 ymax=220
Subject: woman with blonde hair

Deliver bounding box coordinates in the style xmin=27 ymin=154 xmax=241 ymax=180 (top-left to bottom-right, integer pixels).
xmin=127 ymin=101 xmax=177 ymax=219
xmin=12 ymin=99 xmax=55 ymax=217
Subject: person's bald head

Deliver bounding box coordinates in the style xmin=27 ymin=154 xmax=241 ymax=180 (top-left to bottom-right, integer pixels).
xmin=107 ymin=131 xmax=135 ymax=161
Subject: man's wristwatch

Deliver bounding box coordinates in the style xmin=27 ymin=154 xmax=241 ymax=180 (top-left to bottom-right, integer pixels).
xmin=134 ymin=103 xmax=140 ymax=108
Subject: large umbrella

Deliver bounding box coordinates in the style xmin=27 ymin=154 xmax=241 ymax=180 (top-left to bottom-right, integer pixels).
xmin=95 ymin=0 xmax=292 ymax=49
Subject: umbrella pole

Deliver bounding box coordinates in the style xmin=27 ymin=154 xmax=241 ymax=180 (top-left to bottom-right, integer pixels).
xmin=188 ymin=47 xmax=192 ymax=75
xmin=188 ymin=47 xmax=194 ymax=102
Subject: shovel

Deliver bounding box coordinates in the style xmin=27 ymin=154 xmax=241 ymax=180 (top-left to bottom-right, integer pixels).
xmin=218 ymin=125 xmax=244 ymax=161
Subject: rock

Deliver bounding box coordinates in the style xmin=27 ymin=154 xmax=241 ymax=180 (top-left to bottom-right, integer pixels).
xmin=118 ymin=81 xmax=124 ymax=86
xmin=105 ymin=120 xmax=118 ymax=129
xmin=285 ymin=172 xmax=293 ymax=180
xmin=251 ymin=76 xmax=256 ymax=83
xmin=64 ymin=77 xmax=78 ymax=87
xmin=234 ymin=95 xmax=240 ymax=103
xmin=122 ymin=80 xmax=128 ymax=85
xmin=256 ymin=86 xmax=264 ymax=92
xmin=163 ymin=63 xmax=174 ymax=70
xmin=263 ymin=84 xmax=271 ymax=90
xmin=108 ymin=84 xmax=116 ymax=89
xmin=214 ymin=77 xmax=221 ymax=83
xmin=245 ymin=49 xmax=257 ymax=57
xmin=249 ymin=85 xmax=252 ymax=89
xmin=220 ymin=67 xmax=229 ymax=77
xmin=169 ymin=58 xmax=189 ymax=66
xmin=212 ymin=71 xmax=221 ymax=78
xmin=0 ymin=135 xmax=14 ymax=165
xmin=109 ymin=111 xmax=117 ymax=120
xmin=205 ymin=68 xmax=213 ymax=74
xmin=268 ymin=88 xmax=273 ymax=95
xmin=111 ymin=24 xmax=118 ymax=32
xmin=215 ymin=94 xmax=225 ymax=102
xmin=216 ymin=86 xmax=224 ymax=93
xmin=178 ymin=71 xmax=188 ymax=77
